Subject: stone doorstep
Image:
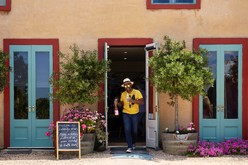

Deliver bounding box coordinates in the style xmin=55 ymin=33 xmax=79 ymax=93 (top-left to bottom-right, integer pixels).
xmin=1 ymin=148 xmax=55 ymax=154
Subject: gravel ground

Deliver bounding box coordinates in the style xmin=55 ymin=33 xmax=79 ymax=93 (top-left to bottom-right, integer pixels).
xmin=0 ymin=149 xmax=248 ymax=165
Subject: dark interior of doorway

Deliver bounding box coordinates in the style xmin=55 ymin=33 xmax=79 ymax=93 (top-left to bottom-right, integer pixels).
xmin=107 ymin=46 xmax=146 ymax=146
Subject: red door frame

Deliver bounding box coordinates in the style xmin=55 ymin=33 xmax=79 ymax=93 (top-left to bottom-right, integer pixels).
xmin=3 ymin=39 xmax=60 ymax=148
xmin=97 ymin=38 xmax=154 ymax=114
xmin=193 ymin=38 xmax=248 ymax=140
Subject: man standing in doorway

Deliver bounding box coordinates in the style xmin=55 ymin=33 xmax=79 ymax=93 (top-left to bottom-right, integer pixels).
xmin=116 ymin=78 xmax=144 ymax=153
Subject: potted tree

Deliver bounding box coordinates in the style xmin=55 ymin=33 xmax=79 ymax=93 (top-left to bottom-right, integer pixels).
xmin=50 ymin=44 xmax=110 ymax=105
xmin=0 ymin=50 xmax=10 ymax=93
xmin=149 ymin=36 xmax=214 ymax=155
xmin=49 ymin=44 xmax=110 ymax=154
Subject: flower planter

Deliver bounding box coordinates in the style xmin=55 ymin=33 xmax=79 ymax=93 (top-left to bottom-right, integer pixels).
xmin=81 ymin=133 xmax=96 ymax=155
xmin=94 ymin=141 xmax=106 ymax=152
xmin=161 ymin=132 xmax=198 ymax=155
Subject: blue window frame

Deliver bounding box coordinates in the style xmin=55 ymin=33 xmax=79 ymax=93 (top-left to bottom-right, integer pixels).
xmin=147 ymin=0 xmax=200 ymax=9
xmin=0 ymin=0 xmax=11 ymax=11
xmin=153 ymin=0 xmax=195 ymax=4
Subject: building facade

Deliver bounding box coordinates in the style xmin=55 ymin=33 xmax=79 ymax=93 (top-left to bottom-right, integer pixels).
xmin=1 ymin=0 xmax=248 ymax=148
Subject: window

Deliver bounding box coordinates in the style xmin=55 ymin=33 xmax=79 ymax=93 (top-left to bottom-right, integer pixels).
xmin=147 ymin=0 xmax=200 ymax=9
xmin=0 ymin=0 xmax=11 ymax=11
xmin=153 ymin=0 xmax=195 ymax=4
xmin=0 ymin=0 xmax=6 ymax=6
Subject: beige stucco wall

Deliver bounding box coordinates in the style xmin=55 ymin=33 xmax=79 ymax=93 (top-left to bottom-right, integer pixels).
xmin=158 ymin=92 xmax=192 ymax=132
xmin=1 ymin=0 xmax=248 ymax=147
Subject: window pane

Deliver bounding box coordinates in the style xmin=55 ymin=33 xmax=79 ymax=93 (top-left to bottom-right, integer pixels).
xmin=153 ymin=0 xmax=194 ymax=4
xmin=14 ymin=52 xmax=28 ymax=119
xmin=176 ymin=0 xmax=194 ymax=3
xmin=153 ymin=0 xmax=170 ymax=3
xmin=203 ymin=51 xmax=217 ymax=119
xmin=0 ymin=0 xmax=6 ymax=6
xmin=35 ymin=52 xmax=50 ymax=119
xmin=224 ymin=51 xmax=238 ymax=119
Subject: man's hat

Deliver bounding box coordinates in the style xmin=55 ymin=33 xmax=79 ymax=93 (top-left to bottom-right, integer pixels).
xmin=121 ymin=78 xmax=134 ymax=87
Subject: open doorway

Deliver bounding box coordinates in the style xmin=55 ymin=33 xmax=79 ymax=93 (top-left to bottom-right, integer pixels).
xmin=107 ymin=46 xmax=146 ymax=146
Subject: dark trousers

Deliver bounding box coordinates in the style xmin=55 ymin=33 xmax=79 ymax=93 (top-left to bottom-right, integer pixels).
xmin=122 ymin=113 xmax=139 ymax=148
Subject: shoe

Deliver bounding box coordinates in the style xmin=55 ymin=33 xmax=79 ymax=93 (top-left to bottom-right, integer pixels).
xmin=126 ymin=148 xmax=132 ymax=153
xmin=132 ymin=145 xmax=136 ymax=150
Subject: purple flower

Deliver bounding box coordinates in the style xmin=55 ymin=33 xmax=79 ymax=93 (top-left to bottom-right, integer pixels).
xmin=186 ymin=138 xmax=248 ymax=157
xmin=45 ymin=106 xmax=107 ymax=142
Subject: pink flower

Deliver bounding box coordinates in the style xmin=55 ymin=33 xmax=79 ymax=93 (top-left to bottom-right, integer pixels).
xmin=49 ymin=122 xmax=55 ymax=130
xmin=82 ymin=124 xmax=87 ymax=130
xmin=45 ymin=106 xmax=107 ymax=142
xmin=45 ymin=131 xmax=51 ymax=137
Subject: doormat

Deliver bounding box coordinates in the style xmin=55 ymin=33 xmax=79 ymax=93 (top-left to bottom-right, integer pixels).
xmin=110 ymin=147 xmax=152 ymax=160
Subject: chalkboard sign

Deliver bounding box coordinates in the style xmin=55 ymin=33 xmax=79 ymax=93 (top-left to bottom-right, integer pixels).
xmin=56 ymin=121 xmax=81 ymax=160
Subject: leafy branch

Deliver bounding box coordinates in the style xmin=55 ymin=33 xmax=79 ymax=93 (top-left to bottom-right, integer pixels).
xmin=50 ymin=44 xmax=110 ymax=105
xmin=149 ymin=36 xmax=214 ymax=130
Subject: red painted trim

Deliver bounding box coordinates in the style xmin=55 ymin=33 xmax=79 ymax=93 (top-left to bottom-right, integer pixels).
xmin=193 ymin=38 xmax=248 ymax=140
xmin=3 ymin=41 xmax=10 ymax=148
xmin=146 ymin=0 xmax=200 ymax=10
xmin=0 ymin=0 xmax=11 ymax=11
xmin=192 ymin=95 xmax=199 ymax=132
xmin=98 ymin=38 xmax=154 ymax=114
xmin=3 ymin=39 xmax=60 ymax=148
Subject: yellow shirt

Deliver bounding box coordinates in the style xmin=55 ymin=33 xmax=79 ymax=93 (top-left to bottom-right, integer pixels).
xmin=120 ymin=89 xmax=143 ymax=114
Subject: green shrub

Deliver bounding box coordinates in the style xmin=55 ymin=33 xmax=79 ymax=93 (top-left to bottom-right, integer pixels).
xmin=0 ymin=50 xmax=10 ymax=92
xmin=50 ymin=44 xmax=110 ymax=105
